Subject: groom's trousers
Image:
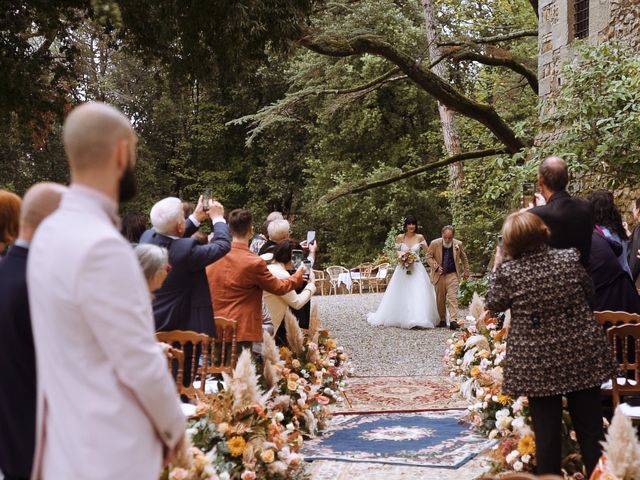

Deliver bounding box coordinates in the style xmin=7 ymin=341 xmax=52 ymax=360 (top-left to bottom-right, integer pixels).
xmin=435 ymin=272 xmax=459 ymax=323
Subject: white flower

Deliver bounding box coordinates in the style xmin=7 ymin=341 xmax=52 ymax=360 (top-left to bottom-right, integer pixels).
xmin=521 ymin=454 xmax=531 ymax=464
xmin=491 ymin=395 xmax=499 ymax=402
xmin=456 ymin=359 xmax=462 ymax=365
xmin=220 ymin=473 xmax=231 ymax=480
xmin=496 ymin=415 xmax=513 ymax=430
xmin=495 ymin=408 xmax=510 ymax=419
xmin=511 ymin=416 xmax=526 ymax=431
xmin=505 ymin=450 xmax=520 ymax=464
xmin=512 ymin=398 xmax=523 ymax=413
xmin=449 ymin=371 xmax=456 ymax=377
xmin=483 ymin=401 xmax=488 ymax=409
xmin=513 ymin=461 xmax=524 ymax=471
xmin=275 ymin=412 xmax=284 ymax=422
xmin=297 ymin=398 xmax=305 ymax=406
xmin=488 ymin=429 xmax=499 ymax=439
xmin=286 ymin=423 xmax=294 ymax=431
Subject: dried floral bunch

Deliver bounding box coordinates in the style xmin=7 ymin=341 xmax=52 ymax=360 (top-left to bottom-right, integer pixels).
xmin=399 ymin=251 xmax=418 ymax=274
xmin=447 ymin=304 xmax=581 ymax=475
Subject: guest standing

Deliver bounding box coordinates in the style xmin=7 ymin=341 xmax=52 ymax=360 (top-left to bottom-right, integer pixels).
xmin=0 ymin=189 xmax=21 ymax=257
xmin=121 ymin=212 xmax=148 ymax=243
xmin=143 ymin=196 xmax=231 ymax=336
xmin=0 ymin=183 xmax=66 ymax=480
xmin=530 ymin=156 xmax=594 ymax=267
xmin=588 ymin=189 xmax=632 ymax=277
xmin=486 ymin=211 xmax=615 ymax=477
xmin=263 ymin=239 xmax=316 ymax=333
xmin=27 ymin=102 xmax=184 ymax=479
xmin=629 ymin=197 xmax=640 ymax=289
xmin=207 ymin=209 xmax=305 ymax=352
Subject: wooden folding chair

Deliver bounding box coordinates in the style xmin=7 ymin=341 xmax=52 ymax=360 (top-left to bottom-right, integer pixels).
xmin=351 ymin=263 xmax=374 ymax=293
xmin=312 ymin=269 xmax=328 ymax=295
xmin=595 ymin=310 xmax=640 ymax=330
xmin=607 ymin=324 xmax=640 ymax=421
xmin=156 ymin=330 xmax=211 ymax=400
xmin=370 ymin=262 xmax=390 ymax=293
xmin=206 ymin=316 xmax=239 ymax=376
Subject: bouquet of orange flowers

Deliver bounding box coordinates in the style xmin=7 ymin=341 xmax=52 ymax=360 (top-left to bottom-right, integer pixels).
xmin=399 ymin=251 xmax=418 ymax=274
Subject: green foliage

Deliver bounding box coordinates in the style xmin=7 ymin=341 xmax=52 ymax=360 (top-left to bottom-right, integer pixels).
xmin=457 ymin=277 xmax=488 ymax=307
xmin=533 ymin=41 xmax=640 ymax=188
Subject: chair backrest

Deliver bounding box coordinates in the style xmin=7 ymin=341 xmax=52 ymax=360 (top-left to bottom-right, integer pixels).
xmin=207 ymin=316 xmax=238 ymax=375
xmin=156 ymin=330 xmax=210 ymax=399
xmin=595 ymin=310 xmax=640 ymax=330
xmin=353 ymin=262 xmax=374 ymax=276
xmin=164 ymin=346 xmax=185 ymax=392
xmin=607 ymin=324 xmax=640 ymax=406
xmin=326 ymin=266 xmax=348 ymax=280
xmin=312 ymin=269 xmax=326 ymax=280
xmin=375 ymin=262 xmax=390 ymax=278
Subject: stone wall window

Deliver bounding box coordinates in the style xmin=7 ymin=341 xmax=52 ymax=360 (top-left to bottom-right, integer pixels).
xmin=573 ymin=0 xmax=589 ymax=39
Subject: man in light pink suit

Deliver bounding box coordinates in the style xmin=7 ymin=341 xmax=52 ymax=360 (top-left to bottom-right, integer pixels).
xmin=27 ymin=102 xmax=185 ymax=479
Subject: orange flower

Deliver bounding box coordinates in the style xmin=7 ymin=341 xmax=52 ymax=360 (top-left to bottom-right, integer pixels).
xmin=517 ymin=435 xmax=536 ymax=456
xmin=227 ymin=436 xmax=246 ymax=457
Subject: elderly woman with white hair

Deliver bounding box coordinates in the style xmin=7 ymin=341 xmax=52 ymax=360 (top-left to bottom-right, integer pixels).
xmin=134 ymin=244 xmax=171 ymax=294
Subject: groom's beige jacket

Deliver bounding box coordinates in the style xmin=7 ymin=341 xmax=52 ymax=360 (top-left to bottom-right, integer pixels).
xmin=426 ymin=238 xmax=470 ymax=284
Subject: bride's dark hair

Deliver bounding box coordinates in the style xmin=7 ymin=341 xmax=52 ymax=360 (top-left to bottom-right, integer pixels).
xmin=404 ymin=215 xmax=418 ymax=232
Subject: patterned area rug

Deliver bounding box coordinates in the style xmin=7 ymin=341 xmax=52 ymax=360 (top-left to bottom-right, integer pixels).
xmin=336 ymin=375 xmax=469 ymax=413
xmin=303 ymin=410 xmax=495 ymax=469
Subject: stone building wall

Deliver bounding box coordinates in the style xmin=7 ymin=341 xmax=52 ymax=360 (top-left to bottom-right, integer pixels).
xmin=537 ymin=0 xmax=640 ymax=220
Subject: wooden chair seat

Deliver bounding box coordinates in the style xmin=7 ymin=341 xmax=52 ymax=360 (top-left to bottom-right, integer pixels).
xmin=156 ymin=330 xmax=211 ymax=400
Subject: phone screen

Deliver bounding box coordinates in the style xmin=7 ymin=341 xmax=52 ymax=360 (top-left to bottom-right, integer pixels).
xmin=306 ymin=230 xmax=316 ymax=245
xmin=292 ymin=249 xmax=304 ymax=269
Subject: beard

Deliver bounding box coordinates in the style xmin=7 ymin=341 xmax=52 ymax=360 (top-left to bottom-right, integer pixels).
xmin=443 ymin=240 xmax=453 ymax=248
xmin=118 ymin=162 xmax=137 ymax=203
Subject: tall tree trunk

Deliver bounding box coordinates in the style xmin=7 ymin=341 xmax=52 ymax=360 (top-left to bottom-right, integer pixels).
xmin=421 ymin=0 xmax=463 ymax=190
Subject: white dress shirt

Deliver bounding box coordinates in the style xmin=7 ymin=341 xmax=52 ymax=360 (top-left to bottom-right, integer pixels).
xmin=27 ymin=184 xmax=184 ymax=480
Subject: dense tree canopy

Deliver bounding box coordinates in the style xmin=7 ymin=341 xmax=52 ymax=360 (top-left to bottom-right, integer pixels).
xmin=1 ymin=0 xmax=637 ymax=271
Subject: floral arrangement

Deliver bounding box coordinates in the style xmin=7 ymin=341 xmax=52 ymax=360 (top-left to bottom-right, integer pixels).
xmin=592 ymin=405 xmax=640 ymax=480
xmin=162 ymin=305 xmax=349 ymax=480
xmin=447 ymin=293 xmax=581 ymax=475
xmin=263 ymin=306 xmax=350 ymax=436
xmin=399 ymin=251 xmax=418 ymax=274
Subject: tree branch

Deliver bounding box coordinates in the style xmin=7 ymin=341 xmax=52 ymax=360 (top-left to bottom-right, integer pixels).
xmin=319 ymin=66 xmax=402 ymax=95
xmin=298 ymin=31 xmax=527 ymax=153
xmin=448 ymin=47 xmax=538 ymax=94
xmin=437 ymin=29 xmax=538 ymax=47
xmin=321 ymin=147 xmax=509 ymax=203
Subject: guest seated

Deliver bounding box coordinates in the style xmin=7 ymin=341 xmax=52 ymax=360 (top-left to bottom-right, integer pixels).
xmin=264 ymin=240 xmax=317 ymax=334
xmin=0 ymin=189 xmax=21 ymax=256
xmin=134 ymin=244 xmax=171 ymax=294
xmin=207 ymin=209 xmax=305 ymax=354
xmin=486 ymin=211 xmax=615 ymax=477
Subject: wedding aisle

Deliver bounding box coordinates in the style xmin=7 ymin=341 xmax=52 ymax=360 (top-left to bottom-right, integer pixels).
xmin=308 ymin=293 xmax=490 ymax=479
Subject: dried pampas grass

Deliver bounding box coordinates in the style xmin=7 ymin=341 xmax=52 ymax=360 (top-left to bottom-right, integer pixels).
xmin=262 ymin=331 xmax=281 ymax=366
xmin=469 ymin=292 xmax=486 ymax=322
xmin=602 ymin=405 xmax=640 ymax=479
xmin=223 ymin=349 xmax=265 ymax=413
xmin=307 ymin=304 xmax=320 ymax=341
xmin=285 ymin=310 xmax=305 ymax=356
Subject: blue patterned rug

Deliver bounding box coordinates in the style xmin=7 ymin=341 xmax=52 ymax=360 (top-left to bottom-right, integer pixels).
xmin=303 ymin=410 xmax=495 ymax=468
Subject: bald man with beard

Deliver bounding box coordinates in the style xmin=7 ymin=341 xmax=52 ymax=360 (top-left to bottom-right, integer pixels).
xmin=27 ymin=102 xmax=184 ymax=480
xmin=0 ymin=183 xmax=66 ymax=480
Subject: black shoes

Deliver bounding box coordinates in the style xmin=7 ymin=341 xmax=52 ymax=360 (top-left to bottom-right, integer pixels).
xmin=436 ymin=321 xmax=447 ymax=328
xmin=449 ymin=321 xmax=459 ymax=330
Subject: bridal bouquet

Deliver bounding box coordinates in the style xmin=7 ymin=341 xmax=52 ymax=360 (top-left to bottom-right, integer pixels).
xmin=399 ymin=251 xmax=418 ymax=274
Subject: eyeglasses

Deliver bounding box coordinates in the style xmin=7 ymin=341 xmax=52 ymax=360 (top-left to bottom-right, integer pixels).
xmin=165 ymin=264 xmax=172 ymax=273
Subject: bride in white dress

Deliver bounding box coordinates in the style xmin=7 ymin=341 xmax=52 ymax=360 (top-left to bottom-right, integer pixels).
xmin=367 ymin=215 xmax=440 ymax=329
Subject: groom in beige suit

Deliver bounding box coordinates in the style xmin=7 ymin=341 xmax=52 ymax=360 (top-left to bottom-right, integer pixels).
xmin=426 ymin=225 xmax=470 ymax=329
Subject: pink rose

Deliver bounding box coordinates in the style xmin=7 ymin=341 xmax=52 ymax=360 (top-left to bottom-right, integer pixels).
xmin=241 ymin=471 xmax=256 ymax=480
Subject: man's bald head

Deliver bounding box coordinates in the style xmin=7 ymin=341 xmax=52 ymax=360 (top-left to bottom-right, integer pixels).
xmin=538 ymin=156 xmax=568 ymax=193
xmin=63 ymin=102 xmax=134 ymax=172
xmin=20 ymin=183 xmax=67 ymax=241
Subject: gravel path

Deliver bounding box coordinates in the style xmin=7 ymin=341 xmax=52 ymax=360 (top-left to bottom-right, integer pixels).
xmin=315 ymin=293 xmax=458 ymax=377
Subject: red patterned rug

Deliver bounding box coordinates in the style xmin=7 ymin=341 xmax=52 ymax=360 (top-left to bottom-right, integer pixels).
xmin=334 ymin=376 xmax=469 ymax=414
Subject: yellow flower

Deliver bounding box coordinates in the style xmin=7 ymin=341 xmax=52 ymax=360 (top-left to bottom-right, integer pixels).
xmin=471 ymin=366 xmax=480 ymax=378
xmin=517 ymin=435 xmax=536 ymax=456
xmin=306 ymin=363 xmax=317 ymax=373
xmin=227 ymin=436 xmax=246 ymax=457
xmin=287 ymin=380 xmax=298 ymax=391
xmin=325 ymin=339 xmax=337 ymax=350
xmin=280 ymin=347 xmax=292 ymax=358
xmin=260 ymin=449 xmax=275 ymax=464
xmin=498 ymin=393 xmax=511 ymax=405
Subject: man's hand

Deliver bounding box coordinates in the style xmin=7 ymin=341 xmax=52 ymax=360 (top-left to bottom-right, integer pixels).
xmin=194 ymin=195 xmax=208 ymax=222
xmin=534 ymin=192 xmax=546 ymax=206
xmin=208 ymin=200 xmax=225 ymax=220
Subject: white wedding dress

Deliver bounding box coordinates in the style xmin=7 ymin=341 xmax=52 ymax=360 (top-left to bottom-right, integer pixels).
xmin=367 ymin=241 xmax=440 ymax=329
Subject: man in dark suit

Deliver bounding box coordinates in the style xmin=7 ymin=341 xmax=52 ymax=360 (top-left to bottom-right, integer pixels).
xmin=530 ymin=156 xmax=594 ymax=267
xmin=138 ymin=196 xmax=206 ymax=244
xmin=0 ymin=182 xmax=66 ymax=480
xmin=143 ymin=196 xmax=231 ymax=337
xmin=628 ymin=198 xmax=640 ymax=289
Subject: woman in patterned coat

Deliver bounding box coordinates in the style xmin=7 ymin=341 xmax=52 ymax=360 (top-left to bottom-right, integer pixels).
xmin=486 ymin=211 xmax=615 ymax=477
